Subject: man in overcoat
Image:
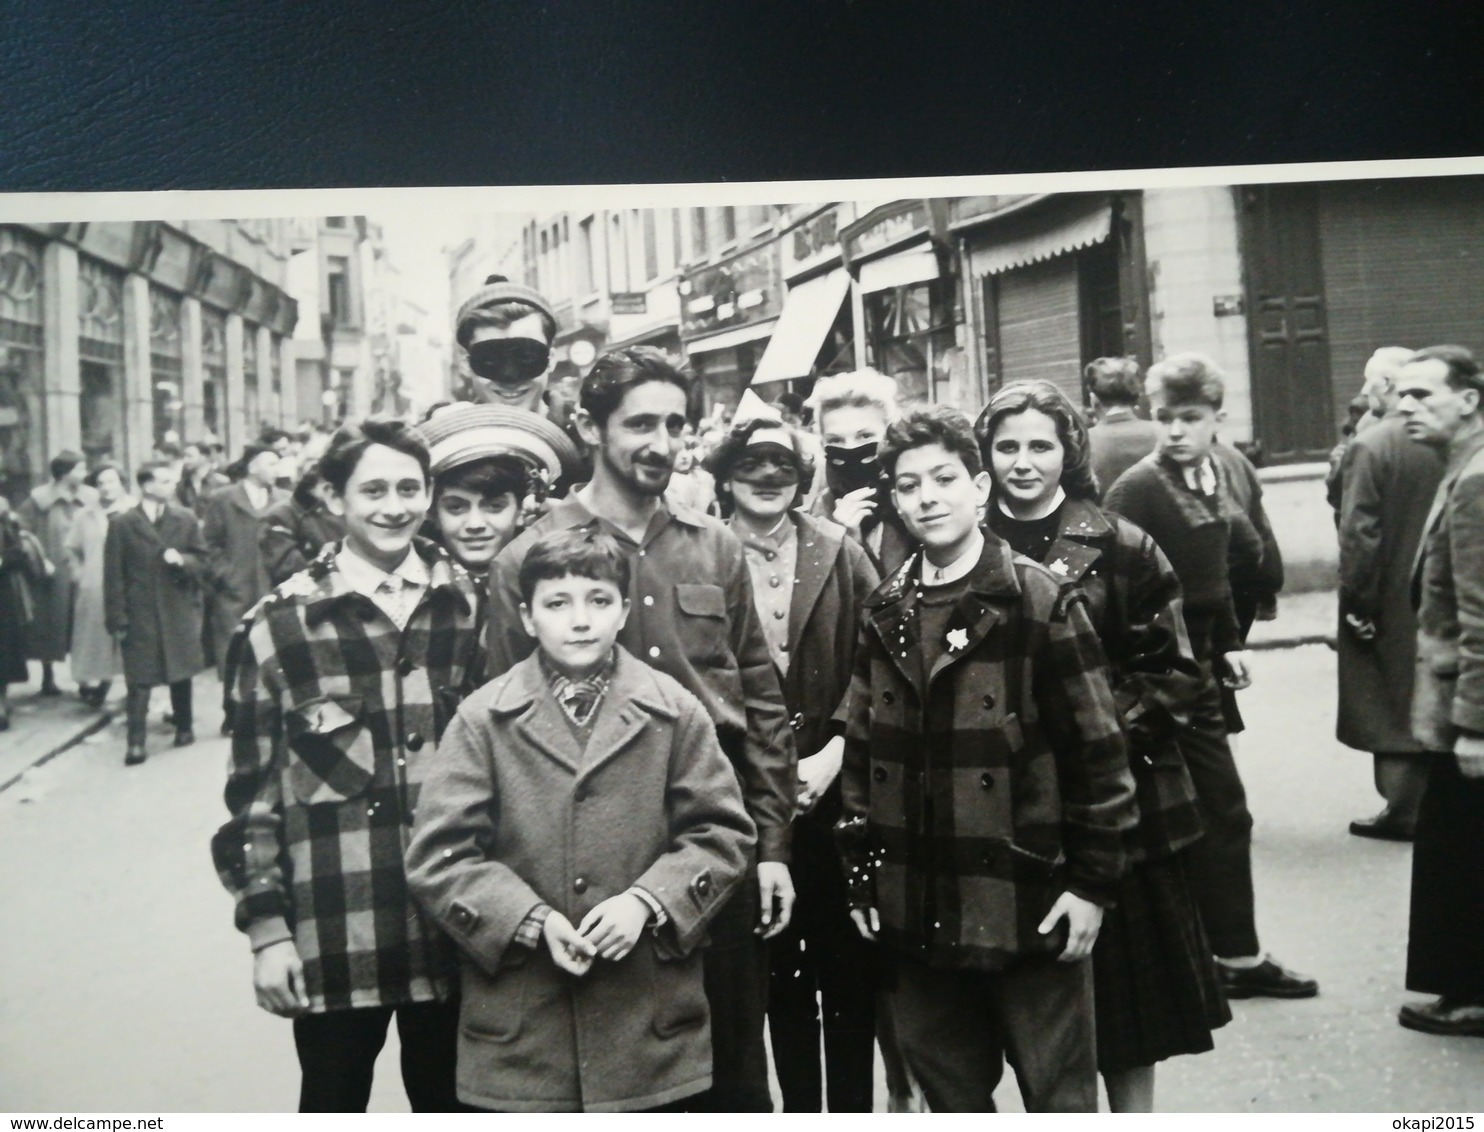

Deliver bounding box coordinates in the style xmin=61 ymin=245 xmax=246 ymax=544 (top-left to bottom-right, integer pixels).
xmin=202 ymin=442 xmax=285 ymax=688
xmin=1337 ymin=347 xmax=1445 ymax=840
xmin=103 ymin=461 xmax=208 ymax=765
xmin=17 ymin=449 xmax=94 ymax=694
xmin=1395 ymin=345 xmax=1484 ymax=1038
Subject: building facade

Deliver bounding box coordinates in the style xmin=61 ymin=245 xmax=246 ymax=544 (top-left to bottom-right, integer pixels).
xmin=0 ymin=220 xmax=297 ymax=503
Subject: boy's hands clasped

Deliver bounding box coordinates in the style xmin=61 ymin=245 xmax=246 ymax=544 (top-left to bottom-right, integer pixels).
xmin=542 ymin=893 xmax=657 ymax=975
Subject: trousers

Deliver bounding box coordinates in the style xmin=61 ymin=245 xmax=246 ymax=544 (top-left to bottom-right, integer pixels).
xmin=1407 ymin=754 xmax=1484 ymax=1000
xmin=291 ymin=1000 xmax=461 ymax=1112
xmin=689 ymin=874 xmax=773 ymax=1112
xmin=887 ymin=953 xmax=1098 ymax=1113
xmin=125 ymin=680 xmax=192 ymax=747
xmin=1178 ymin=665 xmax=1261 ymax=959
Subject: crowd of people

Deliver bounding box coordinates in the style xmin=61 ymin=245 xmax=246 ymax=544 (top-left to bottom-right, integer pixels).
xmin=3 ymin=268 xmax=1481 ymax=1113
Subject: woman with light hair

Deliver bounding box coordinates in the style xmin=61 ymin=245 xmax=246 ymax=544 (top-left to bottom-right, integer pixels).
xmin=807 ymin=370 xmax=914 ymax=576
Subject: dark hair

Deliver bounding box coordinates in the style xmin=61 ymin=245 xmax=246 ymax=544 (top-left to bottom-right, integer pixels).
xmin=49 ymin=450 xmax=84 ymax=480
xmin=156 ymin=441 xmax=183 ymax=461
xmin=84 ymin=461 xmax=126 ymax=490
xmin=704 ymin=418 xmax=815 ymax=518
xmin=135 ymin=460 xmax=172 ymax=488
xmin=1084 ymin=356 xmax=1143 ymax=407
xmin=457 ymin=301 xmax=558 ymax=350
xmin=291 ymin=460 xmax=324 ymax=508
xmin=319 ymin=417 xmax=431 ymax=494
xmin=1410 ymin=344 xmax=1484 ymax=394
xmin=776 ymin=392 xmax=805 ymax=416
xmin=974 ymin=381 xmax=1099 ymax=502
xmin=879 ymin=405 xmax=983 ymax=479
xmin=517 ymin=527 xmax=631 ymax=606
xmin=579 ymin=346 xmax=692 ymax=428
xmin=1146 ymin=353 xmax=1226 ymax=410
xmin=434 ymin=453 xmax=535 ymax=505
xmin=258 ymin=427 xmax=292 ymax=447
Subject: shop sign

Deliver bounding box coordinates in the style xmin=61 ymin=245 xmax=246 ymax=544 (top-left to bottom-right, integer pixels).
xmin=948 ymin=194 xmax=1044 ymax=229
xmin=680 ymin=241 xmax=781 ymax=340
xmin=610 ymin=291 xmax=647 ymax=316
xmin=785 ymin=205 xmax=845 ymax=277
xmin=840 ymin=199 xmax=951 ymax=270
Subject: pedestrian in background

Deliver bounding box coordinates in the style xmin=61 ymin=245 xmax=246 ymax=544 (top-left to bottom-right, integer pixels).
xmin=1104 ymin=353 xmax=1318 ymax=1001
xmin=258 ymin=462 xmax=345 ymax=587
xmin=202 ymin=442 xmax=285 ymax=695
xmin=406 ymin=529 xmax=756 ymax=1112
xmin=175 ymin=439 xmax=229 ymax=517
xmin=104 ymin=461 xmax=208 ymax=767
xmin=977 ymin=382 xmax=1229 ymax=1112
xmin=1085 ymin=356 xmax=1161 ymax=493
xmin=1336 ymin=346 xmax=1444 ymax=841
xmin=487 ymin=347 xmax=798 ymax=1113
xmin=1394 ymin=345 xmax=1484 ymax=1038
xmin=65 ymin=462 xmax=132 ymax=709
xmin=211 ymin=417 xmax=484 ymax=1112
xmin=17 ymin=449 xmax=93 ymax=696
xmin=0 ymin=497 xmax=40 ymax=730
xmin=706 ymin=419 xmax=885 ymax=1113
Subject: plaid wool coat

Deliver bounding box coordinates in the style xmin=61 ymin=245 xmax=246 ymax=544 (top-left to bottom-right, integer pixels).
xmin=1026 ymin=498 xmax=1205 ymax=862
xmin=211 ymin=538 xmax=484 ymax=1012
xmin=836 ymin=533 xmax=1137 ymax=972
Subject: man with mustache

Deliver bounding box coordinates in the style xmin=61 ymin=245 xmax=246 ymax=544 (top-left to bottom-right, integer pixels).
xmin=487 ymin=347 xmax=798 ymax=1112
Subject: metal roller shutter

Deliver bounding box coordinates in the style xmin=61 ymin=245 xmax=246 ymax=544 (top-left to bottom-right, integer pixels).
xmin=996 ymin=255 xmax=1082 ymax=403
xmin=1320 ymin=176 xmax=1484 ymax=428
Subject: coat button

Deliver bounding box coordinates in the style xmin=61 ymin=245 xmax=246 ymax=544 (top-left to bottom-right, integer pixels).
xmin=574 ymin=784 xmax=588 ymax=802
xmin=406 ymin=732 xmax=424 ymax=751
xmin=695 ymin=874 xmax=711 ymax=895
xmin=982 ymin=694 xmax=995 ymax=709
xmin=981 ymin=772 xmax=995 ymax=789
xmin=398 ymin=658 xmax=415 ymax=677
xmin=573 ymin=877 xmax=588 ymax=894
xmin=882 ymin=691 xmax=895 ymax=705
xmin=873 ymin=765 xmax=888 ymax=782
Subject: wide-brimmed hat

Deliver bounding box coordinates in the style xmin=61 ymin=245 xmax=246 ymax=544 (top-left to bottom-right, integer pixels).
xmin=419 ymin=402 xmax=581 ymax=485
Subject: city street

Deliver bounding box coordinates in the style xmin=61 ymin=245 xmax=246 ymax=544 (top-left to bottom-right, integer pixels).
xmin=2 ymin=645 xmax=1482 ymax=1113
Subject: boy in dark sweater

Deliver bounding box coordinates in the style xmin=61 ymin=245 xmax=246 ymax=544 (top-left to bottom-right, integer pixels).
xmin=1102 ymin=353 xmax=1318 ymax=1001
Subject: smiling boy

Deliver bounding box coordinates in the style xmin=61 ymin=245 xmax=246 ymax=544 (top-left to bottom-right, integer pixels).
xmin=836 ymin=405 xmax=1136 ymax=1112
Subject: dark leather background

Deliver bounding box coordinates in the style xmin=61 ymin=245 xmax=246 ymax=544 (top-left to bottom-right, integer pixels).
xmin=2 ymin=2 xmax=1481 ymax=192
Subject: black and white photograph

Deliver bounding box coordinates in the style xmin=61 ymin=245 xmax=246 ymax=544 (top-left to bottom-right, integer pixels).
xmin=1 ymin=161 xmax=1483 ymax=1115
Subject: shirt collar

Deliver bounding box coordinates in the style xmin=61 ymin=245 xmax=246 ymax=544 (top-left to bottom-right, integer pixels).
xmin=994 ymin=486 xmax=1066 ymax=522
xmin=919 ymin=526 xmax=985 ymax=587
xmin=335 ymin=542 xmax=430 ymax=598
xmin=1179 ymin=457 xmax=1217 ymax=495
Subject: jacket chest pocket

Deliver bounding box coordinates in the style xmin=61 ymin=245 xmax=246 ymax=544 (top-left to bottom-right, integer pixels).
xmin=284 ymin=694 xmax=376 ymax=804
xmin=674 ymin=583 xmax=729 ymax=667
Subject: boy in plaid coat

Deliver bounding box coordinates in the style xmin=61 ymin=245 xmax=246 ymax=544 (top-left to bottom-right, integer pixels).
xmin=211 ymin=418 xmax=484 ymax=1112
xmin=836 ymin=406 xmax=1137 ymax=1112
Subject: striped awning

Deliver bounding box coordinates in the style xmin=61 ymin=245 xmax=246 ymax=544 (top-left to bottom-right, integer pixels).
xmin=977 ymin=199 xmax=1113 ymax=276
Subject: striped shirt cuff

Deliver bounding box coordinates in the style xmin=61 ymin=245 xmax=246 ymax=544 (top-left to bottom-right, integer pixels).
xmin=514 ymin=902 xmax=553 ymax=949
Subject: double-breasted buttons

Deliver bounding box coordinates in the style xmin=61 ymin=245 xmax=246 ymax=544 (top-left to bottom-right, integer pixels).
xmin=573 ymin=876 xmax=588 ymax=894
xmin=982 ymin=694 xmax=995 ymax=709
xmin=694 ymin=874 xmax=711 ymax=896
xmin=873 ymin=765 xmax=888 ymax=782
xmin=406 ymin=732 xmax=425 ymax=751
xmin=980 ymin=772 xmax=995 ymax=789
xmin=450 ymin=903 xmax=478 ymax=931
xmin=882 ymin=691 xmax=895 ymax=705
xmin=398 ymin=657 xmax=415 ymax=677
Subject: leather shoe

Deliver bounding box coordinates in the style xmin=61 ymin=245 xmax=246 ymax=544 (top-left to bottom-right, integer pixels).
xmin=124 ymin=745 xmax=148 ymax=766
xmin=1349 ymin=810 xmax=1415 ymax=842
xmin=1217 ymin=956 xmax=1319 ymax=999
xmin=1399 ymin=997 xmax=1484 ymax=1037
xmin=173 ymin=728 xmax=195 ymax=748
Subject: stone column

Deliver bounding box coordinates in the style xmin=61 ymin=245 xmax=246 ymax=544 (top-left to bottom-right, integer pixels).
xmin=255 ymin=323 xmax=275 ymax=428
xmin=41 ymin=241 xmax=82 ymax=456
xmin=225 ymin=312 xmax=246 ymax=454
xmin=277 ymin=336 xmax=298 ymax=430
xmin=121 ymin=274 xmax=155 ymax=471
xmin=180 ymin=298 xmax=205 ymax=442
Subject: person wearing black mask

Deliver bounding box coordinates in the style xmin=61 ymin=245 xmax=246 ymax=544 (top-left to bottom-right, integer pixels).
xmin=454 ymin=275 xmax=559 ymax=415
xmin=807 ymin=370 xmax=915 ymax=576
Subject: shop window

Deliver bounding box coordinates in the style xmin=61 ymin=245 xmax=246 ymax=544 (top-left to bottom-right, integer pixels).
xmin=1078 ymin=239 xmax=1125 ymax=382
xmin=670 ymin=209 xmax=683 ymax=272
xmin=611 ymin=213 xmax=628 ymax=291
xmin=0 ymin=228 xmax=45 ymax=501
xmin=79 ymin=361 xmax=119 ymax=463
xmin=577 ymin=216 xmax=596 ymax=294
xmin=643 ymin=210 xmax=659 ymax=282
xmin=719 ymin=207 xmax=737 ymax=245
xmin=691 ymin=208 xmax=708 ymax=260
xmin=149 ymin=286 xmax=184 ymax=450
xmin=865 ymin=279 xmax=957 ymax=406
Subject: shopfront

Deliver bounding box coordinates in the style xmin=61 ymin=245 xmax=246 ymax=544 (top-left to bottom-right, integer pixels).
xmin=78 ymin=255 xmax=127 ymax=465
xmin=243 ymin=322 xmax=261 ymax=436
xmin=0 ymin=228 xmax=46 ymax=501
xmin=149 ymin=285 xmax=185 ymax=451
xmin=201 ymin=307 xmax=228 ymax=447
xmin=680 ymin=239 xmax=783 ymax=418
xmin=840 ymin=199 xmax=969 ymax=410
xmin=958 ymin=193 xmax=1150 ymax=409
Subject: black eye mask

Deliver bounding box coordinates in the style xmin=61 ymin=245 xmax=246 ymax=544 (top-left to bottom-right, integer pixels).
xmin=824 ymin=441 xmax=884 ymax=498
xmin=467 ymin=338 xmax=550 ymax=385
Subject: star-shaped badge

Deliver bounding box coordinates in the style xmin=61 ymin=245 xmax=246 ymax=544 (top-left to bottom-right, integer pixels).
xmin=1049 ymin=559 xmax=1069 ymax=575
xmin=946 ymin=627 xmax=969 ymax=652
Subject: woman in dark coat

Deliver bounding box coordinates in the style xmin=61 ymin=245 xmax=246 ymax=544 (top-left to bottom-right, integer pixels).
xmin=104 ymin=461 xmax=210 ymax=765
xmin=975 ymin=381 xmax=1229 ymax=1113
xmin=0 ymin=499 xmax=37 ymax=728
